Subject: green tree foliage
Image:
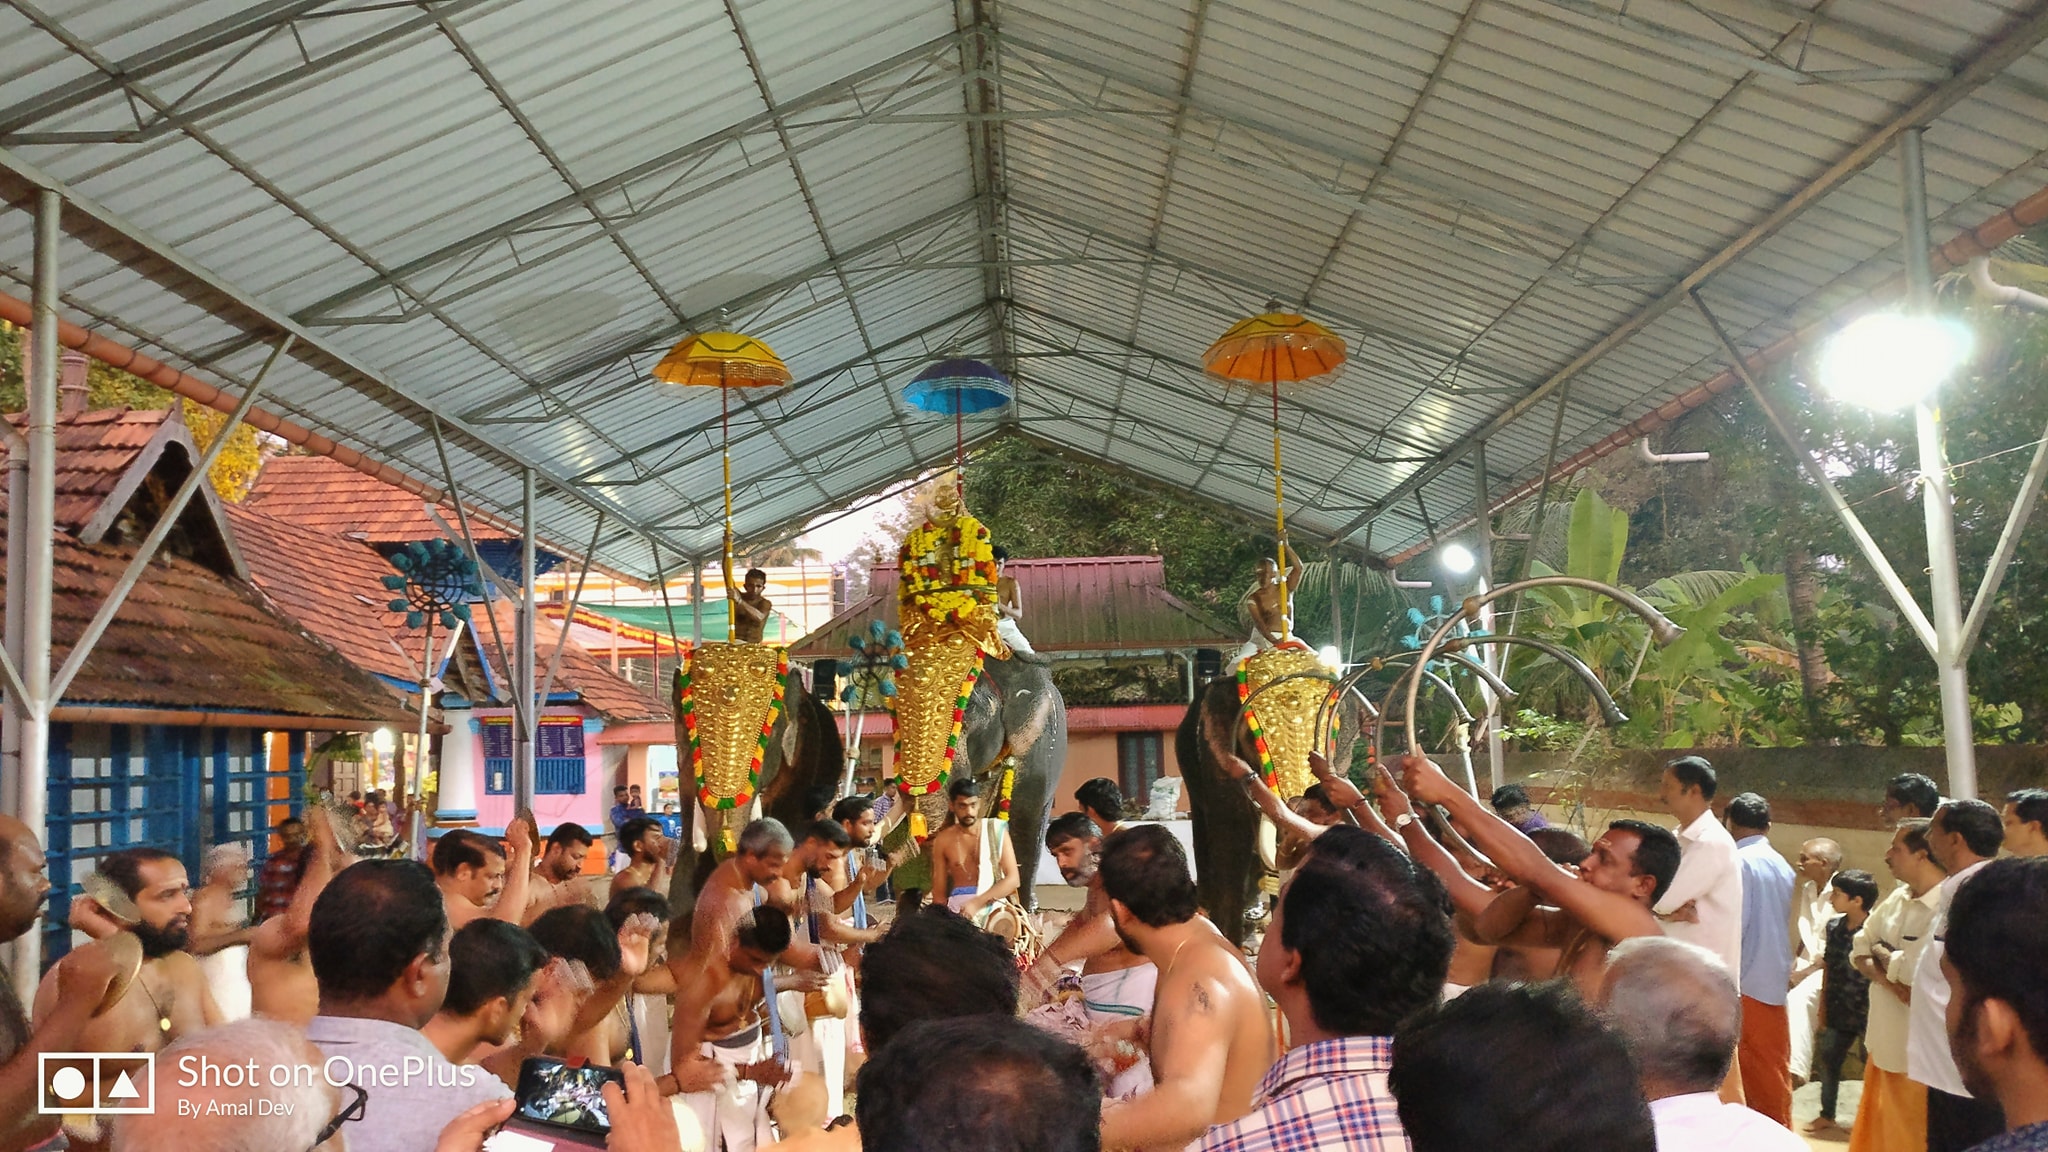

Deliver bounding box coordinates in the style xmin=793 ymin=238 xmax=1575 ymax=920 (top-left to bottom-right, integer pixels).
xmin=965 ymin=437 xmax=1290 ymax=618
xmin=1566 ymin=299 xmax=2048 ymax=744
xmin=0 ymin=320 xmax=265 ymax=501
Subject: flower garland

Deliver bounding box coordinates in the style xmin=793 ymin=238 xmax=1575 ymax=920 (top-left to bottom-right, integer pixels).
xmin=900 ymin=515 xmax=999 ymax=625
xmin=1235 ymin=657 xmax=1280 ymax=790
xmin=997 ymin=760 xmax=1016 ymax=821
xmin=677 ymin=649 xmax=789 ymax=810
xmin=898 ymin=651 xmax=985 ymax=798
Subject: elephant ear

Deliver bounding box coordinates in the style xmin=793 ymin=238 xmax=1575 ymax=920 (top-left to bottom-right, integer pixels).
xmin=781 ymin=712 xmax=801 ymax=763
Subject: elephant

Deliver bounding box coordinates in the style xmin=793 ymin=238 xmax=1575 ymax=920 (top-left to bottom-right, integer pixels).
xmin=668 ymin=651 xmax=1067 ymax=933
xmin=1177 ymin=673 xmax=1365 ymax=946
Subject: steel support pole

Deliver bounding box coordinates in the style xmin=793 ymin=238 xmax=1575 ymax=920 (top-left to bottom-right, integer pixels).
xmin=514 ymin=467 xmax=537 ymax=813
xmin=12 ymin=189 xmax=60 ymax=1002
xmin=1900 ymin=129 xmax=1977 ymax=800
xmin=1472 ymin=444 xmax=1505 ymax=794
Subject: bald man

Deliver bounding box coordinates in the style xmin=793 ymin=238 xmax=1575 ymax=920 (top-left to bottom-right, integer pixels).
xmin=1788 ymin=837 xmax=1843 ymax=1083
xmin=0 ymin=815 xmax=120 ymax=1152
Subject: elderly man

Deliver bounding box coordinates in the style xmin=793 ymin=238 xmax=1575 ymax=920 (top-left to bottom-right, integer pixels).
xmin=1787 ymin=836 xmax=1844 ymax=1085
xmin=1600 ymin=937 xmax=1805 ymax=1152
xmin=1909 ymin=799 xmax=2008 ymax=1152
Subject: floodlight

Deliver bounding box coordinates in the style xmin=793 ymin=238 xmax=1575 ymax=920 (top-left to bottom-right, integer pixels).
xmin=1317 ymin=645 xmax=1342 ymax=669
xmin=372 ymin=728 xmax=395 ymax=754
xmin=1440 ymin=543 xmax=1477 ymax=575
xmin=1818 ymin=312 xmax=1972 ymax=412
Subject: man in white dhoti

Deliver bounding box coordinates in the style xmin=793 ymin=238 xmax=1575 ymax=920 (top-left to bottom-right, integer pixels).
xmin=1237 ymin=548 xmax=1302 ymax=661
xmin=1025 ymin=813 xmax=1158 ymax=1099
xmin=190 ymin=842 xmax=253 ymax=1022
xmin=927 ymin=778 xmax=1020 ymax=927
xmin=992 ymin=546 xmax=1036 ymax=658
xmin=662 ymin=907 xmax=795 ymax=1152
xmin=1786 ymin=837 xmax=1841 ymax=1083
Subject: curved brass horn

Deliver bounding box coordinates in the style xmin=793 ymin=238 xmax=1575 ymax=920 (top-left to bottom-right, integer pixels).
xmin=1403 ymin=576 xmax=1682 ymax=760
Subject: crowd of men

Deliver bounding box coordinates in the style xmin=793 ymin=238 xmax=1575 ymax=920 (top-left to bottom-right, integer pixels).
xmin=0 ymin=756 xmax=2040 ymax=1152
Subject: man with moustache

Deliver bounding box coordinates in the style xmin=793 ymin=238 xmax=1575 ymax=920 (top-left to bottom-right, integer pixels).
xmin=523 ymin=822 xmax=594 ymax=922
xmin=1027 ymin=813 xmax=1158 ymax=1100
xmin=0 ymin=815 xmax=119 ymax=1152
xmin=35 ymin=846 xmax=222 ymax=1054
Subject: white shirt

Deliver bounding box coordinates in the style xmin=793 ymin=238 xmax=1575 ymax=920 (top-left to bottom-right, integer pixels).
xmin=1907 ymin=859 xmax=1992 ymax=1096
xmin=1852 ymin=880 xmax=1940 ymax=1073
xmin=1649 ymin=1091 xmax=1807 ymax=1152
xmin=1654 ymin=809 xmax=1744 ymax=982
xmin=1794 ymin=876 xmax=1832 ymax=965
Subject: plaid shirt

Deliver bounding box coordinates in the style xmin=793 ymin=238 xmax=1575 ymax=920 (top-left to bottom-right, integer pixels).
xmin=1193 ymin=1034 xmax=1409 ymax=1152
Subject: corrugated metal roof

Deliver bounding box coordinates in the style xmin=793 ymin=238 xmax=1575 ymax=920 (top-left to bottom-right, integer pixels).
xmin=4 ymin=0 xmax=2048 ymax=572
xmin=790 ymin=555 xmax=1238 ymax=658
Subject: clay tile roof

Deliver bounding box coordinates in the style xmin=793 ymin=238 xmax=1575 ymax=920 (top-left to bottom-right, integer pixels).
xmin=0 ymin=500 xmax=412 ymax=723
xmin=6 ymin=408 xmax=175 ymax=534
xmin=226 ymin=504 xmax=424 ymax=686
xmin=243 ymin=455 xmax=513 ymax=542
xmin=790 ymin=556 xmax=1239 ymax=659
xmin=472 ymin=598 xmax=671 ymax=725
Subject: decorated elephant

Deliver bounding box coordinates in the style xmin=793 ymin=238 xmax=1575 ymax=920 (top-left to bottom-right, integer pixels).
xmin=665 ymin=643 xmax=1067 ymax=927
xmin=666 ymin=660 xmax=842 ymax=933
xmin=1178 ymin=648 xmax=1366 ymax=945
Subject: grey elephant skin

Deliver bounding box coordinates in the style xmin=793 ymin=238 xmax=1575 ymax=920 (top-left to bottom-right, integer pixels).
xmin=668 ymin=655 xmax=1068 ymax=932
xmin=1177 ymin=675 xmax=1363 ymax=946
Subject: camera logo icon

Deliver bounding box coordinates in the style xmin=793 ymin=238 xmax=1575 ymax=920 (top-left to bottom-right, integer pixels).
xmin=39 ymin=1054 xmax=154 ymax=1114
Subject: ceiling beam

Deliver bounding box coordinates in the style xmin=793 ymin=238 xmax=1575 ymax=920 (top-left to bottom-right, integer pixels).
xmin=0 ymin=0 xmax=340 ymax=134
xmin=290 ymin=28 xmax=971 ymax=323
xmin=0 ymin=144 xmax=696 ymax=564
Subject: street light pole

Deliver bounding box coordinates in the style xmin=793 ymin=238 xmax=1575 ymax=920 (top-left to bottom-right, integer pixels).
xmin=1900 ymin=128 xmax=1978 ymax=800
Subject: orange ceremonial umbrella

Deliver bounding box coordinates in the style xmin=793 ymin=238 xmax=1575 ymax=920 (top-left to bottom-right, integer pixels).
xmin=1203 ymin=310 xmax=1347 ymax=642
xmin=653 ymin=328 xmax=793 ymax=591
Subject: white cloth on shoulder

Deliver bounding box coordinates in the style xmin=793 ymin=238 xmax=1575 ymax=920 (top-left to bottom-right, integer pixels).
xmin=201 ymin=944 xmax=252 ymax=1022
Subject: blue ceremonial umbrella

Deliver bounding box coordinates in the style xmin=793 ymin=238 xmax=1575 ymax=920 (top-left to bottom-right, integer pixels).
xmin=905 ymin=358 xmax=1012 ymax=491
xmin=903 ymin=357 xmax=1012 ymax=415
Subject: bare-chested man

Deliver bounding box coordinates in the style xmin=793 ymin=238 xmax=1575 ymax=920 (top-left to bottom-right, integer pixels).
xmin=1240 ymin=546 xmax=1302 ymax=656
xmin=524 ymin=821 xmax=594 ymax=923
xmin=1098 ymin=824 xmax=1273 ymax=1150
xmin=690 ymin=818 xmax=796 ymax=960
xmin=662 ymin=907 xmax=794 ymax=1152
xmin=248 ymin=807 xmax=343 ymax=1024
xmin=928 ymin=777 xmax=1020 ymax=927
xmin=38 ymin=846 xmax=222 ymax=1057
xmin=433 ymin=824 xmax=532 ymax=929
xmin=610 ymin=817 xmax=672 ymax=902
xmin=732 ymin=567 xmax=773 ymax=644
xmin=1398 ymin=753 xmax=1676 ymax=998
xmin=992 ymin=545 xmax=1037 ymax=657
xmin=0 ymin=814 xmax=119 ymax=1152
xmin=526 ymin=902 xmax=658 ymax=1072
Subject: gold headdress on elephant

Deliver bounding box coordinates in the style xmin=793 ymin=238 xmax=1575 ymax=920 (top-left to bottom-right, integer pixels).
xmin=892 ymin=486 xmax=1006 ymax=833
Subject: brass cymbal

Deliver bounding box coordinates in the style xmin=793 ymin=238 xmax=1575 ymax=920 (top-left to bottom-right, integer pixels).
xmin=95 ymin=931 xmax=144 ymax=1016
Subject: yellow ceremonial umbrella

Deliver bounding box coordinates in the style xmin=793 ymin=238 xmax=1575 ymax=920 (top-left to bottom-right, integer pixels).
xmin=1203 ymin=309 xmax=1347 ymax=641
xmin=653 ymin=327 xmax=793 ymax=595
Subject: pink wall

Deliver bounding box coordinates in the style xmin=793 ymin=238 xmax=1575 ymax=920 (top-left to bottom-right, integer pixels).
xmin=468 ymin=707 xmax=608 ymax=836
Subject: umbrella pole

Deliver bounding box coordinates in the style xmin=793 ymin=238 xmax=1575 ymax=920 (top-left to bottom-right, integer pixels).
xmin=722 ymin=384 xmax=737 ymax=600
xmin=1272 ymin=378 xmax=1290 ymax=642
xmin=955 ymin=405 xmax=965 ymax=503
